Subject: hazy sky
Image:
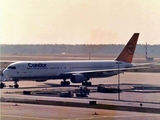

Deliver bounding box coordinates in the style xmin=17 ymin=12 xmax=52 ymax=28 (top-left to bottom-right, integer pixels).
xmin=1 ymin=0 xmax=160 ymax=45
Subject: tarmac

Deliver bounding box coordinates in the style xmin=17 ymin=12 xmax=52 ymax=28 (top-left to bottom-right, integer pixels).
xmin=1 ymin=72 xmax=160 ymax=119
xmin=2 ymin=102 xmax=160 ymax=120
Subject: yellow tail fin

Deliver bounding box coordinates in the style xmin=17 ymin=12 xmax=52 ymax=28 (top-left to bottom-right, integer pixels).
xmin=116 ymin=33 xmax=139 ymax=63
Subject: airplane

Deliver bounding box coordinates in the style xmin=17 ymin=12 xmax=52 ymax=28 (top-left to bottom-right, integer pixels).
xmin=2 ymin=33 xmax=145 ymax=89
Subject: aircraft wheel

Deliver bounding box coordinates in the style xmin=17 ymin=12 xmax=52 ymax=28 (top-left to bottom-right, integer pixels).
xmin=0 ymin=83 xmax=5 ymax=89
xmin=82 ymin=82 xmax=92 ymax=86
xmin=14 ymin=84 xmax=19 ymax=88
xmin=82 ymin=81 xmax=86 ymax=86
xmin=61 ymin=81 xmax=70 ymax=86
xmin=66 ymin=81 xmax=70 ymax=86
xmin=61 ymin=81 xmax=64 ymax=86
xmin=88 ymin=82 xmax=92 ymax=86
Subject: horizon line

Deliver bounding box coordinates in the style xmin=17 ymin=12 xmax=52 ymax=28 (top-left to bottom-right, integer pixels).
xmin=0 ymin=43 xmax=160 ymax=46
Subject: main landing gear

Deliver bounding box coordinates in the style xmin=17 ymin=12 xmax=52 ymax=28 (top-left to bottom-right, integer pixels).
xmin=61 ymin=79 xmax=70 ymax=86
xmin=0 ymin=82 xmax=6 ymax=89
xmin=82 ymin=81 xmax=92 ymax=86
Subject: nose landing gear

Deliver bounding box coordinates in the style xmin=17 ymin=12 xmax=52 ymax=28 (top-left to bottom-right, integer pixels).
xmin=14 ymin=80 xmax=19 ymax=88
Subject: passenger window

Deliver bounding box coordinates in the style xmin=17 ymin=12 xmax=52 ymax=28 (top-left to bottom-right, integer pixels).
xmin=8 ymin=66 xmax=16 ymax=69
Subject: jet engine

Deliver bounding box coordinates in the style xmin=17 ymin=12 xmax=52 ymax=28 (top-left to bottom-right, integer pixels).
xmin=70 ymin=74 xmax=89 ymax=83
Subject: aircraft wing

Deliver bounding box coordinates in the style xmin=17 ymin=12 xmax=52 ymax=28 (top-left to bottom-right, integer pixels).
xmin=61 ymin=67 xmax=149 ymax=76
xmin=132 ymin=62 xmax=157 ymax=67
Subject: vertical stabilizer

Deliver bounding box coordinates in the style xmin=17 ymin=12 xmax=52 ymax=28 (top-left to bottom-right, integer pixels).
xmin=115 ymin=33 xmax=139 ymax=63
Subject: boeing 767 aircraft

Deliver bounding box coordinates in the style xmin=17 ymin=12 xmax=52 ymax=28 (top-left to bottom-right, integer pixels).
xmin=2 ymin=33 xmax=143 ymax=88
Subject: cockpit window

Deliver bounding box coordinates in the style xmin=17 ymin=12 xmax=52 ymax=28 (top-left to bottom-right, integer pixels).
xmin=8 ymin=66 xmax=16 ymax=69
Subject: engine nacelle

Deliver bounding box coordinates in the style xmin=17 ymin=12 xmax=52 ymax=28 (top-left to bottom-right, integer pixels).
xmin=35 ymin=79 xmax=47 ymax=82
xmin=70 ymin=74 xmax=89 ymax=83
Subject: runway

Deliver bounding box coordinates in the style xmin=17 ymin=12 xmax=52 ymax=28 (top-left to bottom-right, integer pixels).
xmin=1 ymin=72 xmax=160 ymax=119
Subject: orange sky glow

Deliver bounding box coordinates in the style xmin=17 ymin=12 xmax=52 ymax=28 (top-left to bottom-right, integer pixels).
xmin=0 ymin=0 xmax=160 ymax=45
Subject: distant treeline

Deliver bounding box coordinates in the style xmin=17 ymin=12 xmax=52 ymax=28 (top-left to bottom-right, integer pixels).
xmin=1 ymin=44 xmax=160 ymax=56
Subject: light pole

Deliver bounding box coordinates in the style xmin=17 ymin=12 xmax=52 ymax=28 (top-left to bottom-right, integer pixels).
xmin=89 ymin=53 xmax=90 ymax=60
xmin=116 ymin=62 xmax=121 ymax=100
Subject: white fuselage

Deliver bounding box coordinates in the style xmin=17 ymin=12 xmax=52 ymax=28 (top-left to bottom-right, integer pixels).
xmin=3 ymin=60 xmax=132 ymax=81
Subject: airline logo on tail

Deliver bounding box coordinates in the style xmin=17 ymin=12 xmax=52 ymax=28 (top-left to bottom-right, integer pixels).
xmin=127 ymin=43 xmax=134 ymax=55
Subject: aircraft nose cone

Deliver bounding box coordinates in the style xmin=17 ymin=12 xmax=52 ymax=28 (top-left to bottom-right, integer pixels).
xmin=3 ymin=69 xmax=9 ymax=77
